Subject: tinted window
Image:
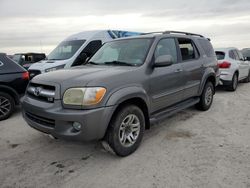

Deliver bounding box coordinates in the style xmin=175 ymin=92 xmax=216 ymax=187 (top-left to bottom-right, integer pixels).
xmin=198 ymin=39 xmax=215 ymax=57
xmin=215 ymin=51 xmax=225 ymax=60
xmin=82 ymin=40 xmax=102 ymax=57
xmin=48 ymin=40 xmax=85 ymax=61
xmin=154 ymin=38 xmax=177 ymax=63
xmin=178 ymin=38 xmax=198 ymax=61
xmin=229 ymin=50 xmax=235 ymax=59
xmin=89 ymin=39 xmax=152 ymax=66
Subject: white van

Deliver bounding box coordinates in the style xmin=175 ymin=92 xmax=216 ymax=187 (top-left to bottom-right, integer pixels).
xmin=28 ymin=30 xmax=141 ymax=78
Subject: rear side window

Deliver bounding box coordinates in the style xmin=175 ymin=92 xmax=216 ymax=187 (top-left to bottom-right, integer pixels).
xmin=229 ymin=50 xmax=235 ymax=59
xmin=215 ymin=51 xmax=225 ymax=60
xmin=233 ymin=50 xmax=240 ymax=60
xmin=154 ymin=38 xmax=178 ymax=63
xmin=177 ymin=38 xmax=199 ymax=61
xmin=198 ymin=39 xmax=215 ymax=58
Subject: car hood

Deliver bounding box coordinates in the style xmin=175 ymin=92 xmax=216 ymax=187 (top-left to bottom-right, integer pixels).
xmin=28 ymin=59 xmax=67 ymax=72
xmin=32 ymin=65 xmax=139 ymax=88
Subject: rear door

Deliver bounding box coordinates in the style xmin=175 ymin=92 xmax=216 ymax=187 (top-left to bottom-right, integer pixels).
xmin=236 ymin=50 xmax=249 ymax=78
xmin=177 ymin=38 xmax=204 ymax=100
xmin=233 ymin=50 xmax=248 ymax=79
xmin=150 ymin=38 xmax=186 ymax=112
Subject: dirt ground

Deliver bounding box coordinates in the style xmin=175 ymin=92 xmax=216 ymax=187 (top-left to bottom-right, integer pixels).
xmin=0 ymin=84 xmax=250 ymax=188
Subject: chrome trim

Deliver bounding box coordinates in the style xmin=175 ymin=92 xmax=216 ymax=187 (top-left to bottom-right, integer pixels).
xmin=27 ymin=86 xmax=55 ymax=98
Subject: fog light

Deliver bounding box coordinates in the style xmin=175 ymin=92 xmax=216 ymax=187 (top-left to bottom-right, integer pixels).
xmin=72 ymin=122 xmax=82 ymax=131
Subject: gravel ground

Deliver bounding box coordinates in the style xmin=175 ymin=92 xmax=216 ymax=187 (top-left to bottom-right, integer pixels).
xmin=0 ymin=84 xmax=250 ymax=188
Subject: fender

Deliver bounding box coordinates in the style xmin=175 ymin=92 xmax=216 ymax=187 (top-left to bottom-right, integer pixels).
xmin=105 ymin=86 xmax=150 ymax=108
xmin=198 ymin=68 xmax=216 ymax=96
xmin=0 ymin=85 xmax=20 ymax=104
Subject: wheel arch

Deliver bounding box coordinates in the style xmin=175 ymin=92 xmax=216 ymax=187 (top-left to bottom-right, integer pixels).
xmin=0 ymin=85 xmax=19 ymax=105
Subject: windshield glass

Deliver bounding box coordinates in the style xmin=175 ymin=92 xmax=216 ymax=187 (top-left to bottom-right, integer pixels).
xmin=215 ymin=51 xmax=225 ymax=60
xmin=47 ymin=40 xmax=85 ymax=61
xmin=89 ymin=38 xmax=152 ymax=66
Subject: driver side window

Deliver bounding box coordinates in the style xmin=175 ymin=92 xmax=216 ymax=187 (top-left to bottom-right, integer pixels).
xmin=154 ymin=38 xmax=177 ymax=64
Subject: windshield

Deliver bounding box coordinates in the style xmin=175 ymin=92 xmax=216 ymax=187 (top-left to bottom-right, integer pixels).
xmin=47 ymin=40 xmax=85 ymax=61
xmin=89 ymin=38 xmax=152 ymax=66
xmin=215 ymin=51 xmax=225 ymax=60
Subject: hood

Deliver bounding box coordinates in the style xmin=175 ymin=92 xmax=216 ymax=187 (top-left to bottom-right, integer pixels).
xmin=28 ymin=59 xmax=67 ymax=71
xmin=32 ymin=65 xmax=138 ymax=87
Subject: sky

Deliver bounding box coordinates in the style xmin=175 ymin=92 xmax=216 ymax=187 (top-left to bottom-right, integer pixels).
xmin=0 ymin=0 xmax=250 ymax=55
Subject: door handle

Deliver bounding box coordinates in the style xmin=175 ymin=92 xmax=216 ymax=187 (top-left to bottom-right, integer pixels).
xmin=174 ymin=69 xmax=183 ymax=73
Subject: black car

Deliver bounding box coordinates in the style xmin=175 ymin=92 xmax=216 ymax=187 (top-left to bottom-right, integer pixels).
xmin=0 ymin=53 xmax=29 ymax=120
xmin=12 ymin=53 xmax=46 ymax=69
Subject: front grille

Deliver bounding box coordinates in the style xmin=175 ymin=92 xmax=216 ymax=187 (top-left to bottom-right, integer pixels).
xmin=27 ymin=83 xmax=55 ymax=103
xmin=29 ymin=70 xmax=41 ymax=78
xmin=26 ymin=112 xmax=55 ymax=128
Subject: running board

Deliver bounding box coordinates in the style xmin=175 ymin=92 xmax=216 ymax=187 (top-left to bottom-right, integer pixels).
xmin=150 ymin=97 xmax=200 ymax=125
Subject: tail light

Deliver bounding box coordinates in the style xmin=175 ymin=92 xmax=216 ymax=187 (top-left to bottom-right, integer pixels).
xmin=218 ymin=61 xmax=231 ymax=69
xmin=22 ymin=71 xmax=30 ymax=80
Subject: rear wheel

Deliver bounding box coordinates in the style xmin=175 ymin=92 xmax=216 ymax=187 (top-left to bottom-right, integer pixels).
xmin=227 ymin=73 xmax=238 ymax=91
xmin=196 ymin=82 xmax=214 ymax=111
xmin=0 ymin=92 xmax=15 ymax=121
xmin=103 ymin=105 xmax=145 ymax=157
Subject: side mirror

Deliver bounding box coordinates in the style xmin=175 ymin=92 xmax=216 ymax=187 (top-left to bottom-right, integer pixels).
xmin=154 ymin=55 xmax=174 ymax=67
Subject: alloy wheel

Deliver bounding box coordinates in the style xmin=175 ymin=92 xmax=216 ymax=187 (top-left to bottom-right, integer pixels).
xmin=119 ymin=114 xmax=141 ymax=147
xmin=0 ymin=96 xmax=11 ymax=118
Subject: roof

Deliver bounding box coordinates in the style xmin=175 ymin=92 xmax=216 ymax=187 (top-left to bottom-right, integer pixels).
xmin=215 ymin=47 xmax=238 ymax=52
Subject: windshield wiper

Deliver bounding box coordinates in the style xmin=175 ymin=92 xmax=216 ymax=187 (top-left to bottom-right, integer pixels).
xmin=104 ymin=61 xmax=134 ymax=66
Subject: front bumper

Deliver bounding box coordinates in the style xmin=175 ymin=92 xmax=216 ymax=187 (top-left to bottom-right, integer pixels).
xmin=22 ymin=97 xmax=116 ymax=141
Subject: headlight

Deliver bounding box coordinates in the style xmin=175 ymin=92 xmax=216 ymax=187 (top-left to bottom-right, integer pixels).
xmin=45 ymin=64 xmax=65 ymax=72
xmin=63 ymin=87 xmax=106 ymax=106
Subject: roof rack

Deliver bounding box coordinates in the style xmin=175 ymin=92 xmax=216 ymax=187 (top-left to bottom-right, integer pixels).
xmin=141 ymin=31 xmax=205 ymax=38
xmin=163 ymin=31 xmax=204 ymax=38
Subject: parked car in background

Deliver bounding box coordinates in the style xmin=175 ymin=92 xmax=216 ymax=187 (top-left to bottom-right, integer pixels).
xmin=11 ymin=53 xmax=46 ymax=70
xmin=0 ymin=53 xmax=29 ymax=120
xmin=241 ymin=48 xmax=250 ymax=61
xmin=22 ymin=31 xmax=219 ymax=156
xmin=28 ymin=30 xmax=142 ymax=78
xmin=215 ymin=48 xmax=250 ymax=91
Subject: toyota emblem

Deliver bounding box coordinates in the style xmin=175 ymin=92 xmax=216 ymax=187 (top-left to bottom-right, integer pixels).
xmin=34 ymin=87 xmax=42 ymax=96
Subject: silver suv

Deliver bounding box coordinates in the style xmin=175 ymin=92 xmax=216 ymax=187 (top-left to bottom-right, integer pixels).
xmin=22 ymin=31 xmax=219 ymax=156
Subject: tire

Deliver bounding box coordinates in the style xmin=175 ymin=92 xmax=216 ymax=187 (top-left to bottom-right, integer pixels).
xmin=0 ymin=92 xmax=15 ymax=121
xmin=196 ymin=82 xmax=214 ymax=111
xmin=227 ymin=73 xmax=238 ymax=91
xmin=103 ymin=105 xmax=145 ymax=157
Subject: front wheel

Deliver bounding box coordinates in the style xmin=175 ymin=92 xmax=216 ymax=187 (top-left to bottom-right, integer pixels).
xmin=103 ymin=105 xmax=145 ymax=157
xmin=243 ymin=71 xmax=250 ymax=83
xmin=196 ymin=82 xmax=214 ymax=111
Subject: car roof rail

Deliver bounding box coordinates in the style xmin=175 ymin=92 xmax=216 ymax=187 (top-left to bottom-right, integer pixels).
xmin=140 ymin=31 xmax=164 ymax=35
xmin=163 ymin=31 xmax=205 ymax=38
